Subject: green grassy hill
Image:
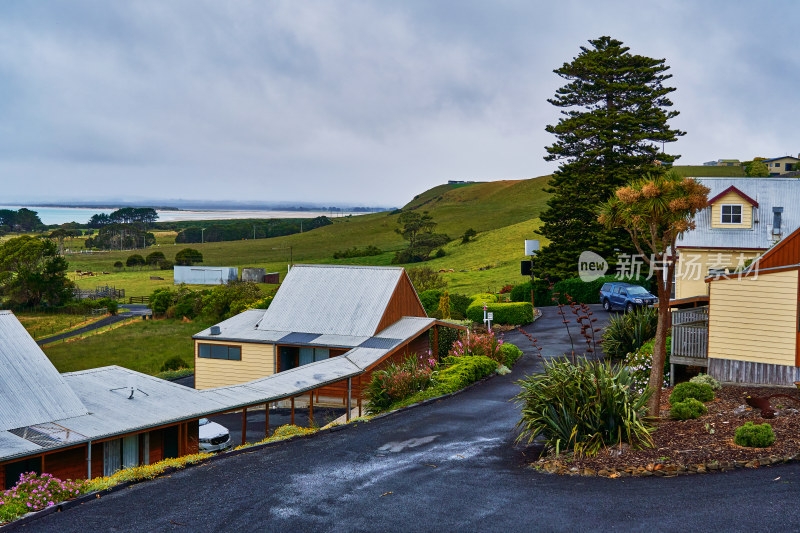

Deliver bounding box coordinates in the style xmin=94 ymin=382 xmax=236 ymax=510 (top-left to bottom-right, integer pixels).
xmin=672 ymin=165 xmax=746 ymax=177
xmin=64 ymin=176 xmax=552 ymax=297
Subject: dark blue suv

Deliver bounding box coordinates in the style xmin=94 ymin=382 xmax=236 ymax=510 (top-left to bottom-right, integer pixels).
xmin=599 ymin=282 xmax=658 ymax=313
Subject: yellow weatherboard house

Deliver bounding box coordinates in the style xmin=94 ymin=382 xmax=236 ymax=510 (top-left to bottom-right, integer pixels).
xmin=673 ymin=177 xmax=800 ymax=300
xmin=192 ymin=264 xmax=465 ymax=404
xmin=704 ymin=225 xmax=800 ymax=385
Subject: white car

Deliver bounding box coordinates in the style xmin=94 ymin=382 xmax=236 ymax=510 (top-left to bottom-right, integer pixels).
xmin=198 ymin=418 xmax=232 ymax=452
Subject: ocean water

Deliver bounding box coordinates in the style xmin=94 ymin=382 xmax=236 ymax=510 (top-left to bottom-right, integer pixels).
xmin=0 ymin=206 xmax=114 ymax=225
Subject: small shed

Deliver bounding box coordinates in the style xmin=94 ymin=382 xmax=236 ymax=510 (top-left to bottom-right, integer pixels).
xmin=242 ymin=267 xmax=266 ymax=283
xmin=174 ymin=266 xmax=238 ymax=285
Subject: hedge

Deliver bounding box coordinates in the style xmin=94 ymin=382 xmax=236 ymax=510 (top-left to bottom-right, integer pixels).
xmin=470 ymin=293 xmax=498 ymax=304
xmin=419 ymin=289 xmax=443 ymax=315
xmin=466 ymin=301 xmax=533 ymax=325
xmin=510 ymin=275 xmax=652 ymax=306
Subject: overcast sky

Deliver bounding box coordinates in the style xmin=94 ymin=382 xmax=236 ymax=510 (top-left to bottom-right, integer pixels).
xmin=1 ymin=1 xmax=798 ymax=207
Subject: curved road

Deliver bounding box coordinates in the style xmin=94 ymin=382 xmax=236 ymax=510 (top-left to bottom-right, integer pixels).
xmin=36 ymin=305 xmax=152 ymax=346
xmin=26 ymin=306 xmax=800 ymax=532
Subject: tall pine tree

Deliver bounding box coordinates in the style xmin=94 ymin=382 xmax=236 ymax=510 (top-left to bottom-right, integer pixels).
xmin=534 ymin=36 xmax=685 ymax=280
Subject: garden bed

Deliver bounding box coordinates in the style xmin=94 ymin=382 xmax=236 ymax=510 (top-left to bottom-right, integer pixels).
xmin=533 ymin=385 xmax=800 ymax=477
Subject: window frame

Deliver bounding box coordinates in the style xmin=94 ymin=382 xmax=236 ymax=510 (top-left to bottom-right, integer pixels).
xmin=197 ymin=342 xmax=242 ymax=361
xmin=720 ymin=204 xmax=743 ymax=225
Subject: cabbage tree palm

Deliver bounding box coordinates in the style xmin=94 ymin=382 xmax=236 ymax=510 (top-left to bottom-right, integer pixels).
xmin=598 ymin=171 xmax=709 ymax=414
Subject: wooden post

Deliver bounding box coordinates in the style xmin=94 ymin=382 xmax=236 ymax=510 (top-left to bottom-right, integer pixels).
xmin=309 ymin=391 xmax=314 ymax=426
xmin=291 ymin=397 xmax=295 ymax=425
xmin=265 ymin=403 xmax=270 ymax=437
xmin=358 ymin=395 xmax=362 ymax=417
xmin=346 ymin=378 xmax=352 ymax=421
xmin=241 ymin=408 xmax=247 ymax=446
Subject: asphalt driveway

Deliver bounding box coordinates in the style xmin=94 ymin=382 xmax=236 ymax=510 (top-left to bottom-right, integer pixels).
xmin=23 ymin=306 xmax=800 ymax=532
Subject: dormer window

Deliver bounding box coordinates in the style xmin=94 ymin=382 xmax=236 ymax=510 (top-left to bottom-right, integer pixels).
xmin=721 ymin=205 xmax=742 ymax=224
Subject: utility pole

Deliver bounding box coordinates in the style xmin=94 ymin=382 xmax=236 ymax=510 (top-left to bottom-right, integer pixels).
xmin=201 ymin=227 xmax=206 ymax=244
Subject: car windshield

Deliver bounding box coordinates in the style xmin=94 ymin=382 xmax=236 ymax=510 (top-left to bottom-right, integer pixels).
xmin=627 ymin=286 xmax=650 ymax=295
xmin=199 ymin=418 xmax=209 ymax=426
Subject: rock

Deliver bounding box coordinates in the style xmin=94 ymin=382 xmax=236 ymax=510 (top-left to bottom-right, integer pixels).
xmin=777 ymin=408 xmax=799 ymax=417
xmin=696 ymin=465 xmax=706 ymax=474
xmin=745 ymin=460 xmax=759 ymax=468
xmin=582 ymin=468 xmax=596 ymax=476
xmin=757 ymin=457 xmax=772 ymax=465
xmin=640 ymin=470 xmax=653 ymax=477
xmin=608 ymin=443 xmax=631 ymax=457
xmin=733 ymin=405 xmax=750 ymax=416
xmin=707 ymin=462 xmax=720 ymax=471
xmin=618 ymin=471 xmax=631 ymax=478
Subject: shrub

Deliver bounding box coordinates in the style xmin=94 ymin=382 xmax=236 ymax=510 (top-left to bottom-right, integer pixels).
xmin=145 ymin=251 xmax=166 ymax=265
xmin=601 ymin=307 xmax=658 ymax=359
xmin=515 ymin=359 xmax=653 ymax=456
xmin=126 ymin=254 xmax=145 ymax=267
xmin=437 ymin=291 xmax=451 ymax=319
xmin=670 ymin=398 xmax=707 ymax=420
xmin=0 ymin=472 xmax=83 ymax=524
xmin=448 ymin=293 xmax=472 ymax=319
xmin=364 ymin=355 xmax=435 ymax=414
xmin=332 ymin=245 xmax=382 ymax=259
xmin=499 ymin=343 xmax=523 ymax=367
xmin=449 ymin=331 xmax=504 ymax=362
xmin=734 ymin=421 xmax=775 ymax=448
xmin=470 ymin=293 xmax=498 ymax=304
xmin=159 ymin=259 xmax=174 ymax=270
xmin=623 ymin=336 xmax=671 ymax=394
xmin=669 ymin=382 xmax=715 ymax=405
xmin=509 ymin=280 xmax=552 ymax=306
xmin=433 ymin=355 xmax=498 ymax=393
xmin=95 ymin=297 xmax=118 ymax=316
xmin=465 ymin=302 xmax=533 ymax=325
xmin=161 ymin=356 xmax=188 ymax=372
xmin=113 ymin=260 xmax=124 ymax=269
xmin=553 ymin=275 xmax=652 ymax=305
xmin=175 ymin=248 xmax=203 ymax=266
xmin=429 ymin=325 xmax=460 ymax=358
xmin=418 ymin=289 xmax=443 ymax=316
xmin=690 ymin=373 xmax=721 ymax=390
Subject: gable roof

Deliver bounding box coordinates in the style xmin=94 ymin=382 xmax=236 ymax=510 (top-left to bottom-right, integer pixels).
xmin=255 ymin=264 xmax=424 ymax=337
xmin=677 ymin=177 xmax=800 ymax=250
xmin=763 ymin=156 xmax=800 ymax=163
xmin=0 ymin=312 xmax=88 ymax=431
xmin=751 ymin=224 xmax=800 ymax=270
xmin=707 ymin=185 xmax=759 ymax=207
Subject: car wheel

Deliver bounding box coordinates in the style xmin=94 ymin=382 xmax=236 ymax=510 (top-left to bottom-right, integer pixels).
xmin=626 ymin=303 xmax=635 ymax=314
xmin=602 ymin=299 xmax=611 ymax=312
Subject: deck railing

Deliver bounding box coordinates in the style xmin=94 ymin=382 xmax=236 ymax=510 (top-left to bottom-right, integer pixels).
xmin=671 ymin=305 xmax=709 ymax=362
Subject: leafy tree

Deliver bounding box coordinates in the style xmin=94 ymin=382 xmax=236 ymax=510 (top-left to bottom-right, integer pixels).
xmin=175 ymin=248 xmax=203 ymax=266
xmin=461 ymin=228 xmax=477 ymax=244
xmin=145 ymin=251 xmax=166 ymax=266
xmin=599 ymin=171 xmax=709 ymax=414
xmin=744 ymin=159 xmax=769 ymax=177
xmin=534 ymin=36 xmax=685 ymax=280
xmin=126 ymin=254 xmax=146 ymax=267
xmin=437 ymin=291 xmax=451 ymax=319
xmin=48 ymin=227 xmax=81 ymax=255
xmin=406 ymin=267 xmax=447 ymax=293
xmin=393 ymin=211 xmax=450 ymax=263
xmin=0 ymin=236 xmax=73 ymax=307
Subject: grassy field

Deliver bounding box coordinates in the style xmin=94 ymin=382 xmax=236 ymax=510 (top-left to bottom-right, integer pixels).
xmin=16 ymin=312 xmax=109 ymax=340
xmin=60 ymin=176 xmax=552 ymax=297
xmin=43 ymin=318 xmax=212 ymax=374
xmin=672 ymin=165 xmax=747 ymax=177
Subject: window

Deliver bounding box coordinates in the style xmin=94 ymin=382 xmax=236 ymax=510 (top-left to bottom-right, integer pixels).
xmin=721 ymin=204 xmax=742 ymax=224
xmin=198 ymin=343 xmax=241 ymax=361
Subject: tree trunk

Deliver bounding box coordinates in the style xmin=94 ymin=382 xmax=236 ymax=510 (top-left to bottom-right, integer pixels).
xmin=647 ymin=264 xmax=673 ymax=416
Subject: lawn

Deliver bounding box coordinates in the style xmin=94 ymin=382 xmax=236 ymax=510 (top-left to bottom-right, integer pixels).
xmin=15 ymin=312 xmax=108 ymax=341
xmin=43 ymin=318 xmax=212 ymax=375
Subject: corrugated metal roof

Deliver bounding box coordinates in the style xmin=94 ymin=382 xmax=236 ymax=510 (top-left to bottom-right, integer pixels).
xmin=308 ymin=334 xmax=370 ymax=348
xmin=344 ymin=347 xmax=391 ymax=369
xmin=256 ymin=265 xmax=405 ymax=336
xmin=0 ymin=312 xmax=88 ymax=431
xmin=374 ymin=317 xmax=435 ymax=340
xmin=678 ymin=177 xmax=800 ymax=250
xmin=193 ymin=310 xmax=290 ymax=344
xmin=0 ymin=430 xmax=42 ymax=456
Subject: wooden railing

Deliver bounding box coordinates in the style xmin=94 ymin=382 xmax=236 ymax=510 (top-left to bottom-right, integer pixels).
xmin=128 ymin=296 xmax=150 ymax=304
xmin=672 ymin=306 xmax=708 ymax=326
xmin=672 ymin=323 xmax=708 ymax=361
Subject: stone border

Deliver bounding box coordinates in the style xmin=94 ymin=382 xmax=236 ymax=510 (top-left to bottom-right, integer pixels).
xmin=534 ymin=453 xmax=799 ymax=478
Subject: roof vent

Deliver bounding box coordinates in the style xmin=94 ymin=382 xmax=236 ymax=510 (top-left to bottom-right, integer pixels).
xmin=210 ymin=325 xmax=221 ymax=335
xmin=772 ymin=207 xmax=783 ymax=236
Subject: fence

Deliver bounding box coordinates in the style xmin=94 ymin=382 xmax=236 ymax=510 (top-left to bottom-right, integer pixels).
xmin=671 ymin=305 xmax=709 ymax=366
xmin=129 ymin=296 xmax=150 ymax=304
xmin=73 ymin=285 xmax=125 ymax=301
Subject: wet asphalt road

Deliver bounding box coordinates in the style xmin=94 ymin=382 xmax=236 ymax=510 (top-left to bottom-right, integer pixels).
xmin=22 ymin=306 xmax=800 ymax=532
xmin=36 ymin=305 xmax=152 ymax=345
